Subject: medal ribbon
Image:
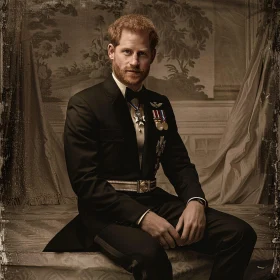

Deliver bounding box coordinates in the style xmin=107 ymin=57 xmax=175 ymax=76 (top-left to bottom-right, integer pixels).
xmin=128 ymin=100 xmax=140 ymax=111
xmin=160 ymin=110 xmax=166 ymax=122
xmin=153 ymin=110 xmax=161 ymax=120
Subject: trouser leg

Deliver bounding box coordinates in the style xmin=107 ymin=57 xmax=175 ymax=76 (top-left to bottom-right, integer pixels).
xmin=148 ymin=189 xmax=257 ymax=280
xmin=93 ymin=189 xmax=257 ymax=280
xmin=187 ymin=208 xmax=257 ymax=280
xmin=94 ymin=223 xmax=173 ymax=280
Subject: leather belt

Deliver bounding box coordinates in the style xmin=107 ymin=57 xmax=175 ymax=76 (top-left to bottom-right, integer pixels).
xmin=108 ymin=180 xmax=157 ymax=193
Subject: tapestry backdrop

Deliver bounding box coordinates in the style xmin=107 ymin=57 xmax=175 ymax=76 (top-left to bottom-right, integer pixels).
xmin=34 ymin=0 xmax=253 ymax=168
xmin=27 ymin=0 xmax=246 ymax=102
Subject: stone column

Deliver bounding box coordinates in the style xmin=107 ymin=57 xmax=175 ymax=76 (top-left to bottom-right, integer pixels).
xmin=245 ymin=0 xmax=262 ymax=67
xmin=213 ymin=0 xmax=246 ymax=100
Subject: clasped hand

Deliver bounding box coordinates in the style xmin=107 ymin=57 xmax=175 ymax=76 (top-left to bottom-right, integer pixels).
xmin=140 ymin=201 xmax=206 ymax=249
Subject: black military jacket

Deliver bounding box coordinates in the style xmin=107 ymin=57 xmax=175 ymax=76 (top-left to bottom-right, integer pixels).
xmin=44 ymin=75 xmax=206 ymax=252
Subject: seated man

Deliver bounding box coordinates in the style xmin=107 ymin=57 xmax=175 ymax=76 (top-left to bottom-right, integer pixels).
xmin=44 ymin=14 xmax=257 ymax=280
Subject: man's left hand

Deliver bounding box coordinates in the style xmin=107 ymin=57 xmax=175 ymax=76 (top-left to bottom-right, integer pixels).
xmin=175 ymin=201 xmax=206 ymax=246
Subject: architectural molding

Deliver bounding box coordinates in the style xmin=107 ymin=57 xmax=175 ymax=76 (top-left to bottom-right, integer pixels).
xmin=245 ymin=0 xmax=262 ymax=67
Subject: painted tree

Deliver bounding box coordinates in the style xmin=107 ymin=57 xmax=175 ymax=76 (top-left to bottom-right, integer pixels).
xmin=27 ymin=2 xmax=78 ymax=99
xmin=81 ymin=0 xmax=127 ymax=78
xmin=81 ymin=14 xmax=110 ymax=79
xmin=130 ymin=0 xmax=213 ymax=96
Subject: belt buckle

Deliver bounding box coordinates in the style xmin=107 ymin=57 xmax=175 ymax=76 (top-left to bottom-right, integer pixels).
xmin=137 ymin=180 xmax=150 ymax=193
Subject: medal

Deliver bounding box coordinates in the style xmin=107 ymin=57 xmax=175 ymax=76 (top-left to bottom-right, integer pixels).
xmin=128 ymin=100 xmax=145 ymax=132
xmin=162 ymin=122 xmax=168 ymax=130
xmin=156 ymin=136 xmax=166 ymax=156
xmin=152 ymin=110 xmax=163 ymax=131
xmin=156 ymin=121 xmax=164 ymax=131
xmin=155 ymin=136 xmax=166 ymax=174
xmin=134 ymin=109 xmax=145 ymax=127
xmin=159 ymin=110 xmax=168 ymax=130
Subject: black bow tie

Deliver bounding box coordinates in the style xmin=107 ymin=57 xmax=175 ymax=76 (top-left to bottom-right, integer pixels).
xmin=125 ymin=87 xmax=146 ymax=102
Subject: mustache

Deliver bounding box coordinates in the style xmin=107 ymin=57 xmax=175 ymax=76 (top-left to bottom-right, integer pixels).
xmin=125 ymin=68 xmax=143 ymax=73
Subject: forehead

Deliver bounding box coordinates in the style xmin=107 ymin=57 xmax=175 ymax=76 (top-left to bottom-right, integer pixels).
xmin=118 ymin=28 xmax=150 ymax=49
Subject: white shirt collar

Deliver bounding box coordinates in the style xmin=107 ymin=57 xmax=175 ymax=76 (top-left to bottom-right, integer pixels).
xmin=112 ymin=72 xmax=143 ymax=97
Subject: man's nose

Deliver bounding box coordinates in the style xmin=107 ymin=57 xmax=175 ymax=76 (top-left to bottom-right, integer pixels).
xmin=130 ymin=53 xmax=140 ymax=66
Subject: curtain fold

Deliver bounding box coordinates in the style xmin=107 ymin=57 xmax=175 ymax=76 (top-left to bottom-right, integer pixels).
xmin=199 ymin=23 xmax=275 ymax=204
xmin=1 ymin=0 xmax=25 ymax=204
xmin=21 ymin=38 xmax=76 ymax=205
xmin=2 ymin=0 xmax=76 ymax=205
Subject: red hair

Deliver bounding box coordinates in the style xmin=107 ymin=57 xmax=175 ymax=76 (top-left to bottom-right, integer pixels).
xmin=108 ymin=14 xmax=159 ymax=50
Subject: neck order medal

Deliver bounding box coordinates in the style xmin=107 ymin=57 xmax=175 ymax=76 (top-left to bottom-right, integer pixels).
xmin=128 ymin=100 xmax=145 ymax=132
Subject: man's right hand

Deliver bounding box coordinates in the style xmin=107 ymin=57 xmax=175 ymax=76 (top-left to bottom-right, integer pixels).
xmin=140 ymin=211 xmax=182 ymax=249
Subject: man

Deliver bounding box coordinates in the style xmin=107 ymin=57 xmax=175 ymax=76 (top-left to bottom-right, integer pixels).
xmin=44 ymin=14 xmax=257 ymax=280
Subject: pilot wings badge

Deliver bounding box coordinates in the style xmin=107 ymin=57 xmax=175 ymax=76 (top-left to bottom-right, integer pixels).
xmin=150 ymin=102 xmax=163 ymax=108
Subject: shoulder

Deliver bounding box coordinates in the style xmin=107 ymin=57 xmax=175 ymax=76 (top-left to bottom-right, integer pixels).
xmin=69 ymin=81 xmax=105 ymax=106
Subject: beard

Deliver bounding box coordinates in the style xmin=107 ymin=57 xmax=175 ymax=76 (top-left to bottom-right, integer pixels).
xmin=112 ymin=62 xmax=150 ymax=89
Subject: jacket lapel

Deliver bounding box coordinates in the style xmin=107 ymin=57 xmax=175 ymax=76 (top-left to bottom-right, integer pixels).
xmin=103 ymin=76 xmax=140 ymax=171
xmin=103 ymin=76 xmax=162 ymax=178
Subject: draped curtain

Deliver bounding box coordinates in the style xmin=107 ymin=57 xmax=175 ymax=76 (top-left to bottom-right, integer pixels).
xmin=200 ymin=21 xmax=276 ymax=204
xmin=1 ymin=0 xmax=76 ymax=205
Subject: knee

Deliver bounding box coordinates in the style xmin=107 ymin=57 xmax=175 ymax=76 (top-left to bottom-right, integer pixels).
xmin=238 ymin=221 xmax=257 ymax=242
xmin=131 ymin=238 xmax=172 ymax=277
xmin=229 ymin=220 xmax=257 ymax=248
xmin=138 ymin=238 xmax=169 ymax=265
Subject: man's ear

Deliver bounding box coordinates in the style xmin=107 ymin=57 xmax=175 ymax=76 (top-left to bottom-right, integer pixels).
xmin=151 ymin=49 xmax=156 ymax=64
xmin=108 ymin=44 xmax=115 ymax=60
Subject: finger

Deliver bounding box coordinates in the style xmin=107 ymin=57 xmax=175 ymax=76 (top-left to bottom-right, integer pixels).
xmin=175 ymin=217 xmax=183 ymax=233
xmin=159 ymin=236 xmax=169 ymax=250
xmin=195 ymin=219 xmax=206 ymax=243
xmin=187 ymin=226 xmax=197 ymax=244
xmin=192 ymin=228 xmax=201 ymax=243
xmin=169 ymin=227 xmax=183 ymax=247
xmin=191 ymin=223 xmax=206 ymax=244
xmin=163 ymin=232 xmax=176 ymax=249
xmin=181 ymin=222 xmax=191 ymax=243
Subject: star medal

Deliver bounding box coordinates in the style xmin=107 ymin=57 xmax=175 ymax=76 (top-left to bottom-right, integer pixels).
xmin=156 ymin=136 xmax=166 ymax=156
xmin=152 ymin=110 xmax=163 ymax=131
xmin=129 ymin=100 xmax=145 ymax=132
xmin=160 ymin=110 xmax=168 ymax=130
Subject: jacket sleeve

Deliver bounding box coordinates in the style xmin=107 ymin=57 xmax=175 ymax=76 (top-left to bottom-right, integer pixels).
xmin=64 ymin=94 xmax=149 ymax=224
xmin=160 ymin=96 xmax=207 ymax=205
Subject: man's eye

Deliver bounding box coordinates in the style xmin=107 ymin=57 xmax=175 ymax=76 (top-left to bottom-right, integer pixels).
xmin=138 ymin=52 xmax=147 ymax=56
xmin=123 ymin=49 xmax=131 ymax=55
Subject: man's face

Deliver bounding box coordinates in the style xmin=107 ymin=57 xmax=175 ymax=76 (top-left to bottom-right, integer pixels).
xmin=108 ymin=28 xmax=156 ymax=91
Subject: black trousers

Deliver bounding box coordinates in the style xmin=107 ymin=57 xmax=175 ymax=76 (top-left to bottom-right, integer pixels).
xmin=93 ymin=188 xmax=257 ymax=280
